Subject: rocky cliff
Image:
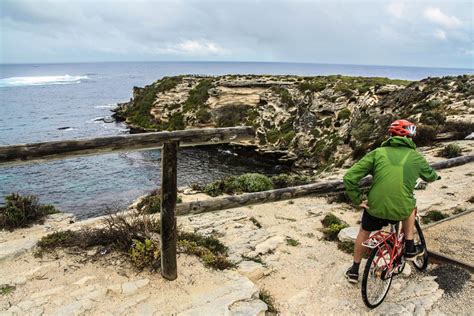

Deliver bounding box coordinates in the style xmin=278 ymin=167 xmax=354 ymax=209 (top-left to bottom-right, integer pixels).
xmin=113 ymin=74 xmax=473 ymax=171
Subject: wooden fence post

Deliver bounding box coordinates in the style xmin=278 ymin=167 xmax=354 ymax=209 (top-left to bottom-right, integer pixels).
xmin=161 ymin=141 xmax=179 ymax=280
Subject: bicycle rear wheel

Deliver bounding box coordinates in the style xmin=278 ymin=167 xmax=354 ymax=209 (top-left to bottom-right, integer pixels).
xmin=361 ymin=244 xmax=393 ymax=308
xmin=412 ymin=220 xmax=428 ymax=271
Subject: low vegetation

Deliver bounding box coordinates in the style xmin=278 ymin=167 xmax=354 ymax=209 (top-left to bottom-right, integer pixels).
xmin=204 ymin=173 xmax=274 ymax=197
xmin=421 ymin=210 xmax=449 ymax=225
xmin=136 ymin=189 xmax=182 ymax=214
xmin=259 ymin=288 xmax=279 ymax=314
xmin=0 ymin=193 xmax=59 ymax=230
xmin=439 ymin=144 xmax=462 ymax=158
xmin=0 ymin=284 xmax=15 ymax=296
xmin=123 ymin=76 xmax=182 ymax=130
xmin=36 ymin=210 xmax=234 ymax=271
xmin=286 ymin=236 xmax=300 ymax=246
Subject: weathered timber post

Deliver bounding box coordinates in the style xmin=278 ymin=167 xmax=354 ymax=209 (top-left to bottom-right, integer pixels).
xmin=160 ymin=141 xmax=179 ymax=280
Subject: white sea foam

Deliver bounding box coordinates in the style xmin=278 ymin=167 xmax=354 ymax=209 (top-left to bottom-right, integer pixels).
xmin=94 ymin=104 xmax=116 ymax=109
xmin=0 ymin=75 xmax=89 ymax=87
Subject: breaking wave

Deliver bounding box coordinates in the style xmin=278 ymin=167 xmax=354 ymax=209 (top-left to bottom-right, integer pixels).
xmin=0 ymin=75 xmax=89 ymax=87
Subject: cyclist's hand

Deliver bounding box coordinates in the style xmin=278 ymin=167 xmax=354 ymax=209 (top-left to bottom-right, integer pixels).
xmin=359 ymin=201 xmax=369 ymax=210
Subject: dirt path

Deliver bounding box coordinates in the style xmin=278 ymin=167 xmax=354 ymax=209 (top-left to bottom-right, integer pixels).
xmin=1 ymin=141 xmax=473 ymax=315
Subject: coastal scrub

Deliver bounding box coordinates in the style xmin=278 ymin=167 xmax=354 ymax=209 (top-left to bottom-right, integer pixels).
xmin=0 ymin=193 xmax=59 ymax=230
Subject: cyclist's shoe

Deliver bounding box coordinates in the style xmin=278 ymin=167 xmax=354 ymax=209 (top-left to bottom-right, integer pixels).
xmin=405 ymin=245 xmax=425 ymax=261
xmin=345 ymin=268 xmax=359 ymax=284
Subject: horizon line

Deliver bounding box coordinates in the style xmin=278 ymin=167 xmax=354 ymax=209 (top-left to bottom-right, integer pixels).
xmin=1 ymin=60 xmax=473 ymax=71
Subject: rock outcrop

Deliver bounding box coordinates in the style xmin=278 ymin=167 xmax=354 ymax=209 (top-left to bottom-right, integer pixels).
xmin=113 ymin=74 xmax=474 ymax=170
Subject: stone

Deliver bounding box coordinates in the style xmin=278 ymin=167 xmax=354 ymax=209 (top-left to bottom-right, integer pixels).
xmin=107 ymin=284 xmax=123 ymax=294
xmin=248 ymin=236 xmax=285 ymax=257
xmin=465 ymin=132 xmax=474 ymax=140
xmin=337 ymin=226 xmax=359 ymax=242
xmin=17 ymin=300 xmax=35 ymax=311
xmin=53 ymin=299 xmax=93 ymax=315
xmin=0 ymin=238 xmax=38 ymax=262
xmin=72 ymin=276 xmax=96 ymax=286
xmin=31 ymin=286 xmax=65 ymax=299
xmin=13 ymin=276 xmax=27 ymax=285
xmin=238 ymin=261 xmax=267 ymax=282
xmin=135 ymin=303 xmax=157 ymax=316
xmin=6 ymin=306 xmax=22 ymax=314
xmin=121 ymin=278 xmax=149 ymax=295
xmin=402 ymin=263 xmax=412 ymax=277
xmin=228 ymin=299 xmax=268 ymax=316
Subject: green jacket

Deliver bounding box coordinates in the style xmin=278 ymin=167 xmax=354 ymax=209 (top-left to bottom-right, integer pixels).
xmin=343 ymin=136 xmax=438 ymax=221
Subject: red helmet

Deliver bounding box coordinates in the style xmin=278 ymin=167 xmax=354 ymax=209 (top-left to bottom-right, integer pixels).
xmin=388 ymin=119 xmax=416 ymax=137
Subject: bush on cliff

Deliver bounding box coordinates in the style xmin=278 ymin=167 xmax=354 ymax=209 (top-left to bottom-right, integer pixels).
xmin=439 ymin=144 xmax=462 ymax=158
xmin=214 ymin=104 xmax=250 ymax=127
xmin=0 ymin=193 xmax=59 ymax=230
xmin=204 ymin=173 xmax=274 ymax=196
xmin=183 ymin=79 xmax=213 ymax=112
xmin=125 ymin=77 xmax=182 ymax=130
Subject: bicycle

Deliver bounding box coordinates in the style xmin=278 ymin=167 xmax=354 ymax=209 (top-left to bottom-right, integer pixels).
xmin=360 ymin=211 xmax=428 ymax=308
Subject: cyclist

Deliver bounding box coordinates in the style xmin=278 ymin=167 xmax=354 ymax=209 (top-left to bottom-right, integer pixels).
xmin=343 ymin=119 xmax=439 ymax=283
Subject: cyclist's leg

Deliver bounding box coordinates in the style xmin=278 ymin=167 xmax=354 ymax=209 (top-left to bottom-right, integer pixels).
xmin=354 ymin=227 xmax=371 ymax=263
xmin=402 ymin=208 xmax=423 ymax=259
xmin=401 ymin=208 xmax=416 ymax=240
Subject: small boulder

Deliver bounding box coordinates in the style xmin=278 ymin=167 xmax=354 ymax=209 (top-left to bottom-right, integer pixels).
xmin=337 ymin=226 xmax=359 ymax=242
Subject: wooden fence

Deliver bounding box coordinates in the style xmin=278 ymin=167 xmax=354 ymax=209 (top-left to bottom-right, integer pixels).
xmin=1 ymin=128 xmax=473 ymax=280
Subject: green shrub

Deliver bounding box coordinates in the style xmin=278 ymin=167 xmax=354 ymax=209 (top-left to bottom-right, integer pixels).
xmin=0 ymin=193 xmax=59 ymax=230
xmin=298 ymin=80 xmax=326 ymax=93
xmin=196 ymin=108 xmax=212 ymax=123
xmin=125 ymin=77 xmax=182 ymax=129
xmin=0 ymin=284 xmax=15 ymax=296
xmin=271 ymin=173 xmax=311 ymax=189
xmin=177 ymin=232 xmax=234 ymax=270
xmin=422 ymin=210 xmax=449 ymax=224
xmin=321 ymin=223 xmax=349 ymax=241
xmin=266 ymin=128 xmax=280 ymax=143
xmin=259 ymin=288 xmax=279 ymax=314
xmin=183 ymin=79 xmax=213 ymax=112
xmin=235 ymin=173 xmax=273 ymax=193
xmin=286 ymin=236 xmax=300 ymax=246
xmin=137 ymin=189 xmax=182 ymax=214
xmin=214 ymin=104 xmax=250 ymax=127
xmin=272 ymin=86 xmax=295 ymax=107
xmin=420 ymin=111 xmax=446 ymax=126
xmin=129 ymin=239 xmax=161 ymax=270
xmin=337 ymin=241 xmax=355 ymax=254
xmin=321 ymin=213 xmax=344 ymax=227
xmin=166 ymin=112 xmax=185 ymax=130
xmin=439 ymin=144 xmax=462 ymax=158
xmin=337 ymin=108 xmax=351 ymax=120
xmin=203 ymin=173 xmax=273 ymax=196
xmin=414 ymin=125 xmax=438 ymax=146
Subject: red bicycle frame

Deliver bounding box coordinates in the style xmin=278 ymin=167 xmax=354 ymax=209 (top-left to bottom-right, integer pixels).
xmin=362 ymin=225 xmax=405 ymax=278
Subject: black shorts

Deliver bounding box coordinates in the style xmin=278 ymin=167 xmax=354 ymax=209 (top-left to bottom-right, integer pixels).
xmin=361 ymin=210 xmax=398 ymax=232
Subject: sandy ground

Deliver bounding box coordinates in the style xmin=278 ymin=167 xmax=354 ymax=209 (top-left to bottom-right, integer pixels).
xmin=0 ymin=140 xmax=473 ymax=315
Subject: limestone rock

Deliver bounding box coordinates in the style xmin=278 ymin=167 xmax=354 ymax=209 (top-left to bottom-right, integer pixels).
xmin=228 ymin=299 xmax=268 ymax=316
xmin=238 ymin=261 xmax=267 ymax=282
xmin=337 ymin=226 xmax=359 ymax=242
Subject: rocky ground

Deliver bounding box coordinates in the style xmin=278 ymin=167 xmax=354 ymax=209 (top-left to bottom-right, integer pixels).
xmin=0 ymin=141 xmax=472 ymax=315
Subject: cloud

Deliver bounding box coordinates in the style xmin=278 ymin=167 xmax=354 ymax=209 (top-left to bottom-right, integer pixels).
xmin=387 ymin=1 xmax=404 ymax=19
xmin=434 ymin=29 xmax=447 ymax=40
xmin=172 ymin=40 xmax=227 ymax=56
xmin=424 ymin=7 xmax=462 ymax=29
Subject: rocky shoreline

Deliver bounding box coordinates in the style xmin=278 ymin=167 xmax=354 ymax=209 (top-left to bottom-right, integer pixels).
xmin=113 ymin=74 xmax=473 ymax=171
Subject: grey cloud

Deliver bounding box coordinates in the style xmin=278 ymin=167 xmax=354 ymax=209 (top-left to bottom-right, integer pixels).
xmin=0 ymin=0 xmax=472 ymax=68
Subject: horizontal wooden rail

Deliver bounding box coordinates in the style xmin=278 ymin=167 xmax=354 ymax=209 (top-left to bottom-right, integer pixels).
xmin=176 ymin=155 xmax=474 ymax=216
xmin=0 ymin=127 xmax=254 ymax=166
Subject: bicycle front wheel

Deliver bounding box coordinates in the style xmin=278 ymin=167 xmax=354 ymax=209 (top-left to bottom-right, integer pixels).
xmin=412 ymin=220 xmax=428 ymax=271
xmin=361 ymin=244 xmax=393 ymax=308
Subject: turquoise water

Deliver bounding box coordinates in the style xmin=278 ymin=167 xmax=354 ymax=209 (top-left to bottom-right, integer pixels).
xmin=0 ymin=61 xmax=472 ymax=217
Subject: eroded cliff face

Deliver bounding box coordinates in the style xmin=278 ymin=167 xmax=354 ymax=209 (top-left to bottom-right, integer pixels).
xmin=113 ymin=75 xmax=473 ymax=171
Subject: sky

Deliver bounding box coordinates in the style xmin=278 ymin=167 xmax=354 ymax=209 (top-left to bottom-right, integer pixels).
xmin=0 ymin=0 xmax=472 ymax=68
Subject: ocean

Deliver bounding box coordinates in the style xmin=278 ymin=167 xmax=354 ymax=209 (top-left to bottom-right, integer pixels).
xmin=0 ymin=61 xmax=472 ymax=218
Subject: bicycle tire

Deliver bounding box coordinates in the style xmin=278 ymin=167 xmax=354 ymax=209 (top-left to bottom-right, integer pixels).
xmin=412 ymin=220 xmax=429 ymax=271
xmin=361 ymin=244 xmax=393 ymax=308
